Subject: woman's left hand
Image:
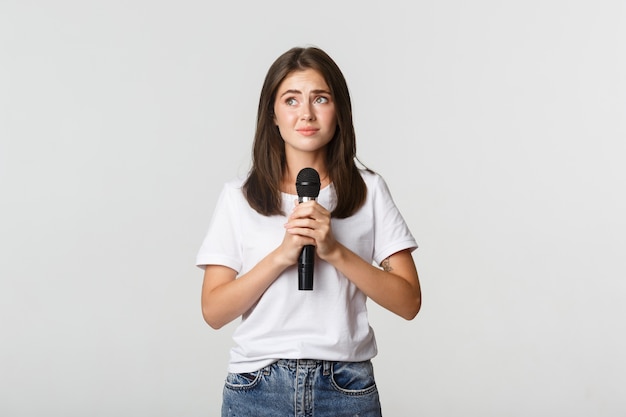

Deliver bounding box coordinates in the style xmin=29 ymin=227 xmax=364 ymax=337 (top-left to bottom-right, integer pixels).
xmin=284 ymin=200 xmax=338 ymax=260
xmin=285 ymin=200 xmax=421 ymax=320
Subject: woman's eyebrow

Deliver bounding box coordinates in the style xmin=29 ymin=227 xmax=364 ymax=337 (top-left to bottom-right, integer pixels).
xmin=279 ymin=89 xmax=331 ymax=98
xmin=279 ymin=89 xmax=301 ymax=98
xmin=311 ymin=89 xmax=331 ymax=95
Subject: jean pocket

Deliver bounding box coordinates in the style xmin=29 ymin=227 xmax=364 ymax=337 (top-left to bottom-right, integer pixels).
xmin=224 ymin=371 xmax=261 ymax=391
xmin=330 ymin=360 xmax=378 ymax=395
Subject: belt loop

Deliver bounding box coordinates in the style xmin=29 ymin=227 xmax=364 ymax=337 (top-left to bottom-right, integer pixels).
xmin=323 ymin=360 xmax=331 ymax=376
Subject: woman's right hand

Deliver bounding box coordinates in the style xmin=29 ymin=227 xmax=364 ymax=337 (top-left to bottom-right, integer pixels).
xmin=275 ymin=225 xmax=314 ymax=267
xmin=202 ymin=201 xmax=324 ymax=329
xmin=201 ymin=215 xmax=310 ymax=329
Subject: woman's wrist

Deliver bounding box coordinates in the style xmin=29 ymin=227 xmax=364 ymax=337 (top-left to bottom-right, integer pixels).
xmin=269 ymin=247 xmax=296 ymax=271
xmin=319 ymin=242 xmax=345 ymax=267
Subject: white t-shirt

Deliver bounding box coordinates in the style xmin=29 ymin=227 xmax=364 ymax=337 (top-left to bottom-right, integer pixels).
xmin=196 ymin=169 xmax=417 ymax=373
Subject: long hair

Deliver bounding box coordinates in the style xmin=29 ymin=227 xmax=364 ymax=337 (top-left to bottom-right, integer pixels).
xmin=242 ymin=46 xmax=367 ymax=219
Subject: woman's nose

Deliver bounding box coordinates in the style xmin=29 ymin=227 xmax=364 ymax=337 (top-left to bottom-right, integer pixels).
xmin=300 ymin=102 xmax=315 ymax=120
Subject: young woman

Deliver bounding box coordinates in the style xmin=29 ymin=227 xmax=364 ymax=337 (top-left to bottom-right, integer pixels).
xmin=197 ymin=46 xmax=421 ymax=417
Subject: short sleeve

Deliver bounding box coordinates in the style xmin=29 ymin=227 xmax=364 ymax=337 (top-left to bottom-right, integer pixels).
xmin=371 ymin=175 xmax=418 ymax=265
xmin=195 ymin=182 xmax=243 ymax=272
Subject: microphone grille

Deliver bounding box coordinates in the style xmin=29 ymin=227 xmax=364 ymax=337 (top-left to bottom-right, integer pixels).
xmin=295 ymin=168 xmax=321 ymax=198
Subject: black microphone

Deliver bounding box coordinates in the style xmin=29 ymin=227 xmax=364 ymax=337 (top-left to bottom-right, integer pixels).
xmin=295 ymin=167 xmax=321 ymax=290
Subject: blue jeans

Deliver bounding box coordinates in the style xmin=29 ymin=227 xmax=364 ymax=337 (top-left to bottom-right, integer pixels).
xmin=222 ymin=359 xmax=382 ymax=417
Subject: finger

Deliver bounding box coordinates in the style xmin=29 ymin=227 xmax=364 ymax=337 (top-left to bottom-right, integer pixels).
xmin=292 ymin=201 xmax=328 ymax=220
xmin=284 ymin=218 xmax=317 ymax=233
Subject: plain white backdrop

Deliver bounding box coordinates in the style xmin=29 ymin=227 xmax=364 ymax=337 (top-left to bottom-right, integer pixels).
xmin=1 ymin=1 xmax=625 ymax=416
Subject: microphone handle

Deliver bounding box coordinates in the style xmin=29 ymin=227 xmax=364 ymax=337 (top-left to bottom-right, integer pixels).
xmin=298 ymin=244 xmax=315 ymax=290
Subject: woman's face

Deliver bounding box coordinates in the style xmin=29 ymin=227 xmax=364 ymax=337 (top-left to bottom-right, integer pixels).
xmin=273 ymin=69 xmax=337 ymax=157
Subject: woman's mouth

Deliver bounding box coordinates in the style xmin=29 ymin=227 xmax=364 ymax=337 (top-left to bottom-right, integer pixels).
xmin=297 ymin=128 xmax=319 ymax=136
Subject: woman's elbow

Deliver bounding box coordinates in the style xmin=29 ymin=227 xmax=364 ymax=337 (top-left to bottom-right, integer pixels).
xmin=205 ymin=319 xmax=224 ymax=330
xmin=202 ymin=306 xmax=227 ymax=330
xmin=401 ymin=295 xmax=422 ymax=321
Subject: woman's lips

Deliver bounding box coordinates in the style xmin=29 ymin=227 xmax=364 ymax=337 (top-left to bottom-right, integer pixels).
xmin=297 ymin=128 xmax=319 ymax=136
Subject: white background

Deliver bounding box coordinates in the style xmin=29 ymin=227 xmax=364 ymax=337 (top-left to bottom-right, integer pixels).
xmin=1 ymin=1 xmax=625 ymax=416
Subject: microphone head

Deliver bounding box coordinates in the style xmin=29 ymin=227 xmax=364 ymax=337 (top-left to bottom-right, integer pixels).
xmin=296 ymin=168 xmax=321 ymax=198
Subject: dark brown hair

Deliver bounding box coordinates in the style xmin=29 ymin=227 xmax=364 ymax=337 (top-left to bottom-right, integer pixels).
xmin=242 ymin=46 xmax=367 ymax=219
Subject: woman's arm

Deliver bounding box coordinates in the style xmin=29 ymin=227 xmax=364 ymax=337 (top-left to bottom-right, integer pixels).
xmin=285 ymin=200 xmax=421 ymax=320
xmin=324 ymin=247 xmax=421 ymax=320
xmin=201 ymin=226 xmax=310 ymax=329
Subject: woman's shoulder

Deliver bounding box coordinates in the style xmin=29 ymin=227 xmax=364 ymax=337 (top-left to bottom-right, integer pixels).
xmin=358 ymin=168 xmax=399 ymax=202
xmin=358 ymin=168 xmax=385 ymax=188
xmin=216 ymin=176 xmax=248 ymax=202
xmin=223 ymin=175 xmax=247 ymax=190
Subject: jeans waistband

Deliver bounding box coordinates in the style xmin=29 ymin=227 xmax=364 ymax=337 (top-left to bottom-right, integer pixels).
xmin=275 ymin=359 xmax=332 ymax=374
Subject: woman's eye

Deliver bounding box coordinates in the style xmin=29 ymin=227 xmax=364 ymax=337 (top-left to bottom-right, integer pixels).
xmin=285 ymin=97 xmax=298 ymax=106
xmin=315 ymin=96 xmax=329 ymax=104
